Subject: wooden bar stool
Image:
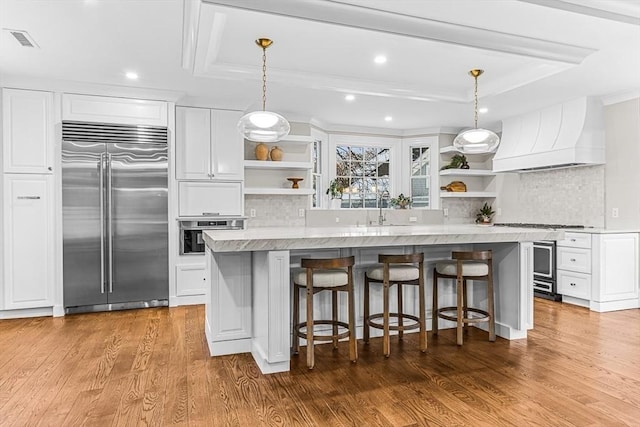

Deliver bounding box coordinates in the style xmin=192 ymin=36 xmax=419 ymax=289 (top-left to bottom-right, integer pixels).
xmin=292 ymin=256 xmax=357 ymax=369
xmin=432 ymin=250 xmax=495 ymax=346
xmin=363 ymin=253 xmax=426 ymax=357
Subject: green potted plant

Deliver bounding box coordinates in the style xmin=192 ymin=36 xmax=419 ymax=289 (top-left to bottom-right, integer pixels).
xmin=326 ymin=179 xmax=345 ymax=209
xmin=440 ymin=153 xmax=469 ymax=170
xmin=389 ymin=193 xmax=412 ymax=209
xmin=475 ymin=202 xmax=495 ymax=225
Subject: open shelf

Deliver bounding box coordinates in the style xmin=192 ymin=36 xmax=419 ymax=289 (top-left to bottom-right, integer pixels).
xmin=244 ymin=187 xmax=315 ymax=195
xmin=440 ymin=191 xmax=497 ymax=198
xmin=440 ymin=169 xmax=496 ymax=177
xmin=278 ymin=135 xmax=314 ymax=144
xmin=244 ymin=160 xmax=313 ymax=170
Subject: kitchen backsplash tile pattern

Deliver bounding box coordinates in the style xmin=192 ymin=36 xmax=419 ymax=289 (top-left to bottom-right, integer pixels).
xmin=441 ymin=199 xmax=486 ymax=224
xmin=497 ymin=165 xmax=605 ymax=227
xmin=246 ymin=195 xmax=307 ymax=227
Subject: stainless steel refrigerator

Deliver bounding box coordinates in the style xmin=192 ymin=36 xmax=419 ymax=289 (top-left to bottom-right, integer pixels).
xmin=62 ymin=121 xmax=169 ymax=313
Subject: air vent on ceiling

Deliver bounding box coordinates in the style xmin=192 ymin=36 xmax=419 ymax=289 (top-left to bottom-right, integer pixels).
xmin=5 ymin=29 xmax=39 ymax=48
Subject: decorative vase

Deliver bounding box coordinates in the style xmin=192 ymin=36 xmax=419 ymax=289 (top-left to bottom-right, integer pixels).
xmin=269 ymin=146 xmax=283 ymax=161
xmin=330 ymin=198 xmax=342 ymax=209
xmin=461 ymin=161 xmax=470 ymax=169
xmin=255 ymin=143 xmax=269 ymax=161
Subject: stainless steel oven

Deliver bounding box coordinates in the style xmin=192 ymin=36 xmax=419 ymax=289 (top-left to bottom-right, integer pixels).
xmin=180 ymin=219 xmax=245 ymax=255
xmin=533 ymin=240 xmax=561 ymax=301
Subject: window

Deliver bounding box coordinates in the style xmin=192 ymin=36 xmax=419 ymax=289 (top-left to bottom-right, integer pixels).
xmin=410 ymin=146 xmax=431 ymax=208
xmin=336 ymin=145 xmax=390 ymax=208
xmin=312 ymin=139 xmax=321 ymax=208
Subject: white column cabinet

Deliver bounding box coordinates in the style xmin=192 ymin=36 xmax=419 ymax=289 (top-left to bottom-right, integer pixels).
xmin=175 ymin=107 xmax=243 ymax=181
xmin=2 ymin=174 xmax=55 ymax=309
xmin=2 ymin=88 xmax=54 ymax=174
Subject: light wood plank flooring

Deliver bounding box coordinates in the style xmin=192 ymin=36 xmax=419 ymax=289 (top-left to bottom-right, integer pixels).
xmin=1 ymin=299 xmax=639 ymax=426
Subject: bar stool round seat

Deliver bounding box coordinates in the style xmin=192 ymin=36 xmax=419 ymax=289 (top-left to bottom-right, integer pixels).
xmin=364 ymin=253 xmax=426 ymax=357
xmin=432 ymin=250 xmax=495 ymax=346
xmin=292 ymin=256 xmax=357 ymax=370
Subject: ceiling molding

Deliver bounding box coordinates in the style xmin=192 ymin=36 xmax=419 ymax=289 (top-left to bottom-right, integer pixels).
xmin=516 ymin=0 xmax=640 ymax=26
xmin=202 ymin=0 xmax=595 ymax=64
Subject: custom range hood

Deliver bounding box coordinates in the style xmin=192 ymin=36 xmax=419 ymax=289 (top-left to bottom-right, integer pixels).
xmin=493 ymin=97 xmax=605 ymax=172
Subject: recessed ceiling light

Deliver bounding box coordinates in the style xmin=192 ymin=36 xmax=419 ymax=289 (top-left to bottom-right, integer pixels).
xmin=345 ymin=94 xmax=355 ymax=101
xmin=479 ymin=107 xmax=489 ymax=114
xmin=125 ymin=71 xmax=138 ymax=80
xmin=374 ymin=55 xmax=387 ymax=64
xmin=384 ymin=116 xmax=393 ymax=122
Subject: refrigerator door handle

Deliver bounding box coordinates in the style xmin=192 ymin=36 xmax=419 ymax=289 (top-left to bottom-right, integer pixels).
xmin=107 ymin=153 xmax=114 ymax=294
xmin=99 ymin=153 xmax=106 ymax=294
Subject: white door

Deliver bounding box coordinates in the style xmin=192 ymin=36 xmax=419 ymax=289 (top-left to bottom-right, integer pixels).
xmin=211 ymin=110 xmax=244 ymax=180
xmin=175 ymin=107 xmax=212 ymax=180
xmin=2 ymin=89 xmax=54 ymax=174
xmin=3 ymin=174 xmax=54 ymax=309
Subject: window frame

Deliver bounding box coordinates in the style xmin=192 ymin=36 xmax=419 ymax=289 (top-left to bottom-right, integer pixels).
xmin=401 ymin=136 xmax=440 ymax=209
xmin=326 ymin=134 xmax=402 ymax=209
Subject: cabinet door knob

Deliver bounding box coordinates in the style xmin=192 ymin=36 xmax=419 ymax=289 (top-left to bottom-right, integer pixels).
xmin=570 ymin=258 xmax=576 ymax=262
xmin=570 ymin=283 xmax=576 ymax=286
xmin=570 ymin=238 xmax=576 ymax=242
xmin=48 ymin=166 xmax=53 ymax=171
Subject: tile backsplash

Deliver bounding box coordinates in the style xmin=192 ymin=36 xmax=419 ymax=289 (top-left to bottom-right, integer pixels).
xmin=245 ymin=195 xmax=308 ymax=227
xmin=497 ymin=165 xmax=605 ymax=227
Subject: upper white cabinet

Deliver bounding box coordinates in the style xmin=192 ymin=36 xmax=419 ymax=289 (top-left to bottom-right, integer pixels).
xmin=178 ymin=181 xmax=243 ymax=217
xmin=175 ymin=107 xmax=244 ymax=181
xmin=2 ymin=88 xmax=54 ymax=174
xmin=62 ymin=94 xmax=168 ymax=126
xmin=2 ymin=174 xmax=55 ymax=309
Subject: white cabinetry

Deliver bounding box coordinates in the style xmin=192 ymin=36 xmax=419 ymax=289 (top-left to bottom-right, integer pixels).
xmin=62 ymin=94 xmax=168 ymax=127
xmin=558 ymin=232 xmax=639 ymax=312
xmin=439 ymin=146 xmax=497 ymax=199
xmin=591 ymin=233 xmax=639 ymax=311
xmin=175 ymin=107 xmax=244 ymax=181
xmin=2 ymin=174 xmax=55 ymax=309
xmin=244 ymin=135 xmax=315 ymax=195
xmin=176 ymin=263 xmax=206 ymax=297
xmin=178 ymin=181 xmax=243 ymax=217
xmin=2 ymin=88 xmax=54 ymax=174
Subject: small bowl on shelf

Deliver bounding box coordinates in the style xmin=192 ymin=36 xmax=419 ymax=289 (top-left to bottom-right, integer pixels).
xmin=287 ymin=177 xmax=304 ymax=189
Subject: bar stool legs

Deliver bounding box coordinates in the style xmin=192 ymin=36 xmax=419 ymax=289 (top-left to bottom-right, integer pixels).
xmin=433 ymin=250 xmax=495 ymax=346
xmin=292 ymin=256 xmax=357 ymax=369
xmin=364 ymin=253 xmax=426 ymax=357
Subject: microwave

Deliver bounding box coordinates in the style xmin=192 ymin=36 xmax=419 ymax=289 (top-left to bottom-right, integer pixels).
xmin=179 ymin=219 xmax=245 ymax=255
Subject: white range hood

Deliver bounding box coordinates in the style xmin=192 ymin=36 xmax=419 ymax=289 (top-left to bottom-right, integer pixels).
xmin=493 ymin=97 xmax=605 ymax=172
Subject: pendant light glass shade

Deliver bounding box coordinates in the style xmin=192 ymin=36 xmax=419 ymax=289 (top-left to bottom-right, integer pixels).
xmin=453 ymin=69 xmax=500 ymax=154
xmin=237 ymin=38 xmax=290 ymax=143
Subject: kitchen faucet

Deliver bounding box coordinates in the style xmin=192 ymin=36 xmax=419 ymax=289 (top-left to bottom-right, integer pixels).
xmin=378 ymin=191 xmax=389 ymax=225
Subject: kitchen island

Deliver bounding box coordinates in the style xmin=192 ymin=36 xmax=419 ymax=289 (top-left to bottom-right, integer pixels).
xmin=203 ymin=225 xmax=562 ymax=374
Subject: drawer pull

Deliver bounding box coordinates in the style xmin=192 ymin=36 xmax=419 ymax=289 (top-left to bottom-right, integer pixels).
xmin=570 ymin=282 xmax=576 ymax=287
xmin=17 ymin=195 xmax=41 ymax=200
xmin=203 ymin=212 xmax=220 ymax=216
xmin=570 ymin=258 xmax=576 ymax=262
xmin=570 ymin=238 xmax=576 ymax=242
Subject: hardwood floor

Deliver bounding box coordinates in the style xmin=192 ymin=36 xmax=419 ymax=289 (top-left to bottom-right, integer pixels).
xmin=1 ymin=299 xmax=639 ymax=426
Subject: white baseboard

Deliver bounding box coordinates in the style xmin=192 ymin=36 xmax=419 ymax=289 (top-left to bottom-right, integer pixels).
xmin=0 ymin=307 xmax=53 ymax=319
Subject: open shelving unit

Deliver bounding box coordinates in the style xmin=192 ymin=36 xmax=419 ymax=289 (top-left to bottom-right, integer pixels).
xmin=439 ymin=145 xmax=498 ymax=200
xmin=243 ymin=134 xmax=315 ymax=196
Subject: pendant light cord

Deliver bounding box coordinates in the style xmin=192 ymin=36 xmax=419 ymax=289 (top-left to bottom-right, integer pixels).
xmin=473 ymin=74 xmax=479 ymax=129
xmin=262 ymin=47 xmax=267 ymax=112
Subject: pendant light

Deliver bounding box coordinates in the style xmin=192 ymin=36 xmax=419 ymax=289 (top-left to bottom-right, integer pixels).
xmin=453 ymin=69 xmax=500 ymax=154
xmin=237 ymin=38 xmax=290 ymax=142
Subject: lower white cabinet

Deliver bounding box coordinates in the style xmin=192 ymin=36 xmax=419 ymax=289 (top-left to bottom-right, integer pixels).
xmin=2 ymin=174 xmax=55 ymax=310
xmin=178 ymin=181 xmax=243 ymax=217
xmin=558 ymin=270 xmax=591 ymax=300
xmin=559 ymin=232 xmax=639 ymax=312
xmin=592 ymin=233 xmax=639 ymax=310
xmin=176 ymin=263 xmax=206 ymax=296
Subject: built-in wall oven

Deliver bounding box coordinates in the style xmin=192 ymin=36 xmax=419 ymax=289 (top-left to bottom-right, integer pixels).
xmin=180 ymin=219 xmax=245 ymax=255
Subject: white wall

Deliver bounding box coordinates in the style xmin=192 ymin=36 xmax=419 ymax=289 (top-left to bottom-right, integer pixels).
xmin=604 ymin=97 xmax=640 ymax=230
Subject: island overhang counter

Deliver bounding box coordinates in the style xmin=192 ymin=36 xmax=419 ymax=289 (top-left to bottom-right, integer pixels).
xmin=203 ymin=225 xmax=563 ymax=374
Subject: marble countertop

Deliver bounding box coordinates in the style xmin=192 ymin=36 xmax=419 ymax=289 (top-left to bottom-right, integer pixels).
xmin=562 ymin=228 xmax=640 ymax=234
xmin=203 ymin=225 xmax=564 ymax=252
